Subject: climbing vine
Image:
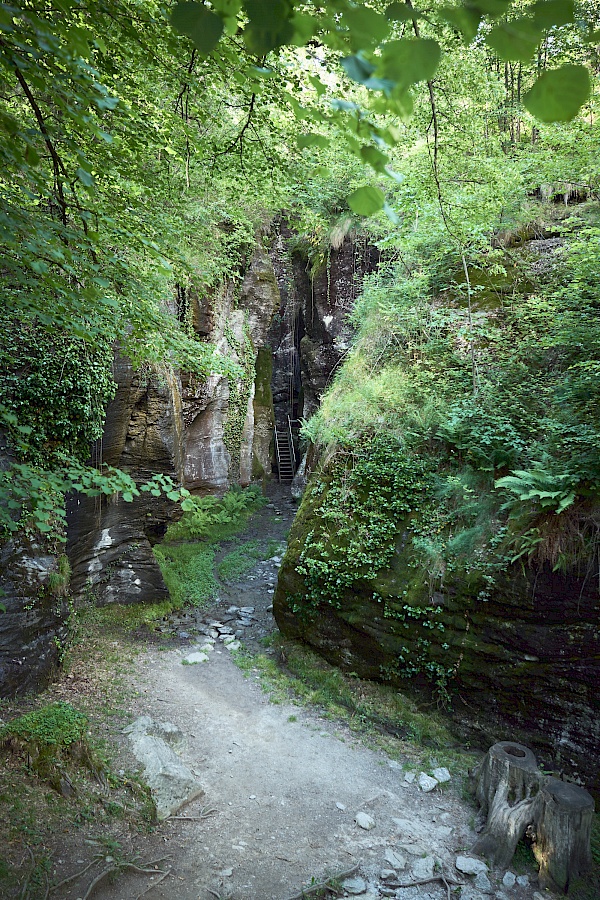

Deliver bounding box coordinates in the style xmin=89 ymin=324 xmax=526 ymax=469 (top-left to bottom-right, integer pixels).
xmin=296 ymin=436 xmax=431 ymax=609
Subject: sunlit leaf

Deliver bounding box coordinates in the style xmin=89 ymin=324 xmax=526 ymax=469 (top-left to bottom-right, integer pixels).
xmin=467 ymin=0 xmax=511 ymax=17
xmin=360 ymin=145 xmax=390 ymax=173
xmin=291 ymin=13 xmax=318 ymax=45
xmin=171 ymin=2 xmax=223 ymax=55
xmin=347 ymin=185 xmax=386 ymax=216
xmin=76 ymin=167 xmax=95 ymax=187
xmin=308 ymin=75 xmax=327 ymax=96
xmin=386 ymin=2 xmax=419 ymax=22
xmin=524 ymin=64 xmax=590 ymax=122
xmin=439 ymin=5 xmax=481 ymax=41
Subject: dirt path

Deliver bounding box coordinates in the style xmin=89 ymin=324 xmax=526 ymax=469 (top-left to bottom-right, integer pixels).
xmin=56 ymin=489 xmax=540 ymax=900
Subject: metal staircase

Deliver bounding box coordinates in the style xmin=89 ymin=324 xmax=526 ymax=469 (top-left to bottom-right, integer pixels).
xmin=274 ymin=417 xmax=296 ymax=483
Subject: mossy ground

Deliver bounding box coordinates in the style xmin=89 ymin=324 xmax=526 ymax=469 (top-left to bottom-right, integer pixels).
xmin=232 ymin=635 xmax=473 ymax=774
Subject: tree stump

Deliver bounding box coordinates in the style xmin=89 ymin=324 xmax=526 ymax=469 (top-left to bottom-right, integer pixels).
xmin=534 ymin=778 xmax=595 ymax=893
xmin=472 ymin=741 xmax=543 ymax=869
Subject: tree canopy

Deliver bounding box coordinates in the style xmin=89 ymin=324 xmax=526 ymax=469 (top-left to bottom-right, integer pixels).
xmin=0 ymin=0 xmax=598 ymax=537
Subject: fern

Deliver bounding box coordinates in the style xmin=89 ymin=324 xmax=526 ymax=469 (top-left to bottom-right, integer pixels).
xmin=495 ymin=466 xmax=578 ymax=514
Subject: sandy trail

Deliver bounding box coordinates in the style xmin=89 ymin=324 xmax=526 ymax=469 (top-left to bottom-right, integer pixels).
xmin=80 ymin=490 xmax=536 ymax=900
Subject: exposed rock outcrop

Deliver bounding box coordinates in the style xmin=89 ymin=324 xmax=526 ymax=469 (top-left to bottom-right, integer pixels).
xmin=0 ymin=534 xmax=69 ymax=697
xmin=67 ymin=358 xmax=183 ymax=606
xmin=274 ymin=472 xmax=600 ymax=790
xmin=67 ymin=241 xmax=281 ymax=606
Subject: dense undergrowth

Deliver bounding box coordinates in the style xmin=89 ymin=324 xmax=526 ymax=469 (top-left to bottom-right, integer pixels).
xmin=152 ymin=485 xmax=268 ymax=611
xmin=280 ymin=202 xmax=600 ymax=700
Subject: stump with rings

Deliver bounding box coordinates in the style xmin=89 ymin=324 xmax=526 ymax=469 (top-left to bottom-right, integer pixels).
xmin=472 ymin=740 xmax=595 ymax=893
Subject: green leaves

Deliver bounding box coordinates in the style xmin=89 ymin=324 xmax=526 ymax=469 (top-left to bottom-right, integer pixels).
xmin=171 ymin=2 xmax=224 ymax=55
xmin=531 ymin=0 xmax=575 ymax=27
xmin=297 ymin=133 xmax=330 ymax=149
xmin=243 ymin=0 xmax=294 ymax=53
xmin=486 ymin=17 xmax=544 ymax=62
xmin=347 ymin=185 xmax=385 ymax=216
xmin=342 ymin=6 xmax=390 ymax=50
xmin=524 ymin=64 xmax=591 ymax=122
xmin=376 ymin=38 xmax=441 ymax=91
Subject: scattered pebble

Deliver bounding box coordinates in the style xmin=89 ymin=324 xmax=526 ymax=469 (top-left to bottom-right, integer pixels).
xmin=355 ymin=812 xmax=376 ymax=831
xmin=342 ymin=876 xmax=368 ymax=895
xmin=418 ymin=772 xmax=438 ymax=792
xmin=456 ymin=855 xmax=489 ymax=876
xmin=182 ymin=652 xmax=209 ymax=665
xmin=411 ymin=855 xmax=435 ymax=880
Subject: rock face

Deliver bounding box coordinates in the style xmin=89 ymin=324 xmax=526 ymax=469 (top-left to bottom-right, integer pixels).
xmin=268 ymin=222 xmax=380 ymax=427
xmin=274 ymin=472 xmax=600 ymax=790
xmin=67 ymin=356 xmax=183 ymax=606
xmin=67 ymin=241 xmax=281 ymax=607
xmin=0 ymin=534 xmax=69 ymax=697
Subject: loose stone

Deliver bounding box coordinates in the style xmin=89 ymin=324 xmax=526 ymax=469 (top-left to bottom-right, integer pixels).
xmin=501 ymin=871 xmax=516 ymax=887
xmin=418 ymin=772 xmax=439 ymax=792
xmin=474 ymin=871 xmax=494 ymax=894
xmin=182 ymin=652 xmax=209 ymax=665
xmin=411 ymin=855 xmax=435 ymax=880
xmin=355 ymin=812 xmax=376 ymax=830
xmin=384 ymin=849 xmax=407 ymax=870
xmin=456 ymin=856 xmax=489 ymax=876
xmin=431 ymin=766 xmax=451 ymax=783
xmin=342 ymin=876 xmax=368 ymax=894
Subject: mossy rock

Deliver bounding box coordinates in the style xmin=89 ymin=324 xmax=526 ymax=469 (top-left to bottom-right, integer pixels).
xmin=1 ymin=702 xmax=105 ymax=795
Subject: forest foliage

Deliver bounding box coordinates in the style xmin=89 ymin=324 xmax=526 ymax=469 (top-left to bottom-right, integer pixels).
xmin=1 ymin=0 xmax=599 ymax=541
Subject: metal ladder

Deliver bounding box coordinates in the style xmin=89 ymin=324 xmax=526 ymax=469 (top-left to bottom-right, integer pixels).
xmin=274 ymin=417 xmax=296 ymax=483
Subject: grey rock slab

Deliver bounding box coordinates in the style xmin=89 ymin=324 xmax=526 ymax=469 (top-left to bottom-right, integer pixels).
xmin=384 ymin=848 xmax=407 ymax=870
xmin=456 ymin=855 xmax=489 ymax=876
xmin=410 ymin=855 xmax=435 ymax=880
xmin=182 ymin=651 xmax=209 ymax=664
xmin=516 ymin=875 xmax=529 ymax=887
xmin=431 ymin=767 xmax=451 ymax=783
xmin=225 ymin=640 xmax=241 ymax=651
xmin=342 ymin=876 xmax=368 ymax=894
xmin=355 ymin=812 xmax=376 ymax=830
xmin=502 ymin=871 xmax=516 ymax=888
xmin=124 ymin=720 xmax=203 ymax=820
xmin=474 ymin=872 xmax=494 ymax=894
xmin=459 ymin=889 xmax=488 ymax=900
xmin=239 ymin=606 xmax=255 ymax=613
xmin=418 ymin=772 xmax=439 ymax=792
xmin=404 ymin=772 xmax=416 ymax=784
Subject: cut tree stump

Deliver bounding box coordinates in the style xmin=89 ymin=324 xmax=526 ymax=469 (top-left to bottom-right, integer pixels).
xmin=472 ymin=740 xmax=543 ymax=870
xmin=534 ymin=777 xmax=595 ymax=893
